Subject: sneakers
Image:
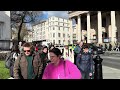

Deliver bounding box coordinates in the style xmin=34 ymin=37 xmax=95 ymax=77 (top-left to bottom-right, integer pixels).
xmin=8 ymin=77 xmax=14 ymax=79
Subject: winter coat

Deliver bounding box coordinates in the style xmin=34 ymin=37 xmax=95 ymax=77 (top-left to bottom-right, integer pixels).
xmin=76 ymin=52 xmax=94 ymax=73
xmin=13 ymin=53 xmax=43 ymax=79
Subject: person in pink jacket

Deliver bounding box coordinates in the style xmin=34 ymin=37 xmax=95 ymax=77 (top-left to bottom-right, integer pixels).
xmin=42 ymin=48 xmax=82 ymax=79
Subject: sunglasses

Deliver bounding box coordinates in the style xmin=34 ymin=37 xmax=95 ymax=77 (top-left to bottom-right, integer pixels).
xmin=24 ymin=50 xmax=31 ymax=52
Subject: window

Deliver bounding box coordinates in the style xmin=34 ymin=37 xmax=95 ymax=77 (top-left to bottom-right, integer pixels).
xmin=63 ymin=27 xmax=64 ymax=31
xmin=73 ymin=34 xmax=76 ymax=39
xmin=60 ymin=27 xmax=63 ymax=30
xmin=55 ymin=22 xmax=58 ymax=25
xmin=58 ymin=40 xmax=61 ymax=44
xmin=53 ymin=33 xmax=55 ymax=37
xmin=64 ymin=23 xmax=66 ymax=27
xmin=55 ymin=26 xmax=58 ymax=30
xmin=51 ymin=33 xmax=52 ymax=37
xmin=63 ymin=34 xmax=65 ymax=37
xmin=58 ymin=27 xmax=60 ymax=30
xmin=83 ymin=22 xmax=87 ymax=30
xmin=58 ymin=33 xmax=60 ymax=37
xmin=48 ymin=27 xmax=49 ymax=31
xmin=102 ymin=17 xmax=106 ymax=27
xmin=73 ymin=28 xmax=74 ymax=32
xmin=102 ymin=32 xmax=107 ymax=38
xmin=68 ymin=34 xmax=70 ymax=38
xmin=60 ymin=23 xmax=63 ymax=26
xmin=53 ymin=27 xmax=55 ymax=30
xmin=53 ymin=40 xmax=55 ymax=44
xmin=40 ymin=32 xmax=42 ymax=35
xmin=65 ymin=28 xmax=69 ymax=32
xmin=0 ymin=22 xmax=3 ymax=38
xmin=68 ymin=40 xmax=70 ymax=44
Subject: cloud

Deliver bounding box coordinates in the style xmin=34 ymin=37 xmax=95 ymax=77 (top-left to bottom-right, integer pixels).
xmin=45 ymin=11 xmax=69 ymax=19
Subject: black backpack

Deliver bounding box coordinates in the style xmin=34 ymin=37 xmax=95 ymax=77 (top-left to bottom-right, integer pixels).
xmin=5 ymin=52 xmax=14 ymax=69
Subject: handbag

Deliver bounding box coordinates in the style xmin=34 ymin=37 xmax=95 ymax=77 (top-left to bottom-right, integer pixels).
xmin=5 ymin=52 xmax=13 ymax=69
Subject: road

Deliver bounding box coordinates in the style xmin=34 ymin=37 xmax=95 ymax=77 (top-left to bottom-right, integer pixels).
xmin=93 ymin=55 xmax=120 ymax=79
xmin=100 ymin=55 xmax=120 ymax=70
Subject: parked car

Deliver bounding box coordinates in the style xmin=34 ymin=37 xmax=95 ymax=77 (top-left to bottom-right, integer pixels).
xmin=55 ymin=45 xmax=64 ymax=52
xmin=88 ymin=43 xmax=105 ymax=55
xmin=97 ymin=46 xmax=105 ymax=54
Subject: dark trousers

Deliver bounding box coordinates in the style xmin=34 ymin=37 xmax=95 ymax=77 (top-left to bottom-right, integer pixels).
xmin=10 ymin=65 xmax=14 ymax=77
xmin=81 ymin=71 xmax=90 ymax=79
xmin=74 ymin=54 xmax=77 ymax=65
xmin=38 ymin=63 xmax=47 ymax=79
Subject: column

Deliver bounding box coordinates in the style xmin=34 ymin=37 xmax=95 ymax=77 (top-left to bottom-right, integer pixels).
xmin=87 ymin=12 xmax=91 ymax=43
xmin=97 ymin=11 xmax=102 ymax=44
xmin=111 ymin=11 xmax=116 ymax=46
xmin=77 ymin=15 xmax=82 ymax=41
xmin=69 ymin=18 xmax=73 ymax=44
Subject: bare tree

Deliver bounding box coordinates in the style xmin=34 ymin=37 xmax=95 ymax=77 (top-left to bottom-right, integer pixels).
xmin=11 ymin=11 xmax=43 ymax=44
xmin=11 ymin=29 xmax=17 ymax=40
xmin=20 ymin=24 xmax=29 ymax=41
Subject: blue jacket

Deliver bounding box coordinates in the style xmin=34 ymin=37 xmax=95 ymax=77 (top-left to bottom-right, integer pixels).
xmin=76 ymin=52 xmax=94 ymax=73
xmin=74 ymin=45 xmax=82 ymax=55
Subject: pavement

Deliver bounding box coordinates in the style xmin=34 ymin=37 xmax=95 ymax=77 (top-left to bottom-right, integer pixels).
xmin=103 ymin=65 xmax=120 ymax=79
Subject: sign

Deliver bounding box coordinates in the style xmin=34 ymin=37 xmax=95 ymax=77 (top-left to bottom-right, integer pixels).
xmin=103 ymin=38 xmax=109 ymax=43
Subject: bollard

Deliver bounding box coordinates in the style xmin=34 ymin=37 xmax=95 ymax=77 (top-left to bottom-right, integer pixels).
xmin=93 ymin=54 xmax=103 ymax=79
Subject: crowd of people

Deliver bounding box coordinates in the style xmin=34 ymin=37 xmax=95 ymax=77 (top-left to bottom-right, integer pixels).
xmin=5 ymin=41 xmax=95 ymax=79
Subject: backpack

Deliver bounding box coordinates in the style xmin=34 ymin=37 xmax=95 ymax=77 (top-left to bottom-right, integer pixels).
xmin=5 ymin=52 xmax=14 ymax=69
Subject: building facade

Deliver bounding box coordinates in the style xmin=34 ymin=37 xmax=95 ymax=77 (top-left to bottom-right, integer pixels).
xmin=0 ymin=11 xmax=11 ymax=50
xmin=68 ymin=11 xmax=120 ymax=47
xmin=32 ymin=16 xmax=70 ymax=45
xmin=23 ymin=30 xmax=33 ymax=42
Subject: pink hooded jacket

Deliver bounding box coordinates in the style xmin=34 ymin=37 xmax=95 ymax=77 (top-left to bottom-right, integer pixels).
xmin=42 ymin=59 xmax=82 ymax=79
